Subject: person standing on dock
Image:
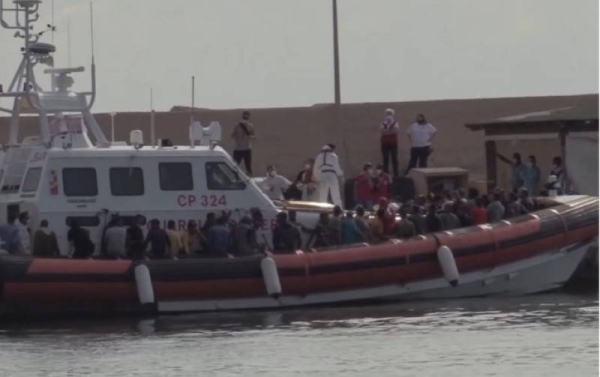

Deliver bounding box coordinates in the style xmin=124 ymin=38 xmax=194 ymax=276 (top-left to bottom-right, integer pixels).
xmin=523 ymin=155 xmax=541 ymax=195
xmin=313 ymin=144 xmax=344 ymax=207
xmin=405 ymin=114 xmax=437 ymax=175
xmin=380 ymin=108 xmax=400 ymax=177
xmin=231 ymin=111 xmax=255 ymax=175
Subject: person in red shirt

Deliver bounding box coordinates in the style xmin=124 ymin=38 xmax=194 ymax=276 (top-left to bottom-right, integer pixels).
xmin=355 ymin=163 xmax=375 ymax=210
xmin=472 ymin=197 xmax=488 ymax=225
xmin=380 ymin=108 xmax=400 ymax=177
xmin=372 ymin=164 xmax=392 ymax=202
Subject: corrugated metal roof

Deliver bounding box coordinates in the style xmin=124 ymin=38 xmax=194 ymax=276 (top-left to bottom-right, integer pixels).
xmin=465 ymin=103 xmax=599 ymax=131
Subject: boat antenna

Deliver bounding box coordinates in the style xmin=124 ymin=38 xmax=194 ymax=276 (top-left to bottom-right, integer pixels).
xmin=89 ymin=1 xmax=95 ymax=65
xmin=190 ymin=75 xmax=195 ymax=123
xmin=67 ymin=18 xmax=71 ymax=66
xmin=51 ymin=0 xmax=55 ymax=43
xmin=150 ymin=87 xmax=156 ymax=146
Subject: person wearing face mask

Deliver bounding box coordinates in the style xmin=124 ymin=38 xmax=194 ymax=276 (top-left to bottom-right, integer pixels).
xmin=523 ymin=155 xmax=541 ymax=195
xmin=313 ymin=144 xmax=344 ymax=207
xmin=356 ymin=163 xmax=375 ymax=210
xmin=405 ymin=114 xmax=437 ymax=175
xmin=380 ymin=108 xmax=400 ymax=177
xmin=260 ymin=165 xmax=291 ymax=201
xmin=372 ymin=164 xmax=392 ymax=201
xmin=16 ymin=212 xmax=31 ymax=255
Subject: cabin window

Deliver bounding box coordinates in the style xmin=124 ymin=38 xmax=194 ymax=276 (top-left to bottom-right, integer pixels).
xmin=205 ymin=162 xmax=246 ymax=190
xmin=63 ymin=168 xmax=98 ymax=197
xmin=110 ymin=167 xmax=144 ymax=196
xmin=22 ymin=167 xmax=42 ymax=193
xmin=159 ymin=163 xmax=193 ymax=191
xmin=65 ymin=216 xmax=100 ymax=227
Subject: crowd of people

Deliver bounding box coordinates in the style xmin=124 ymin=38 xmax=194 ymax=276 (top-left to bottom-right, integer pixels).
xmin=291 ymin=184 xmax=545 ymax=249
xmin=0 ymin=110 xmax=569 ymax=259
xmin=239 ymin=109 xmax=438 ymax=208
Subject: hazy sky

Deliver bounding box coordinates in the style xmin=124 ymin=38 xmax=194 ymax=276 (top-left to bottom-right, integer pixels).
xmin=0 ymin=0 xmax=598 ymax=112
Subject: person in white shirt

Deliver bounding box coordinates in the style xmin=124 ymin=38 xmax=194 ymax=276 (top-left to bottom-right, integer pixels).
xmin=103 ymin=216 xmax=127 ymax=258
xmin=405 ymin=113 xmax=437 ymax=175
xmin=16 ymin=212 xmax=31 ymax=254
xmin=313 ymin=144 xmax=344 ymax=207
xmin=260 ymin=165 xmax=291 ymax=201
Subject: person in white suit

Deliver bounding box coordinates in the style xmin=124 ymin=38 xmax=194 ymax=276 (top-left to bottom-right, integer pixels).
xmin=313 ymin=144 xmax=344 ymax=207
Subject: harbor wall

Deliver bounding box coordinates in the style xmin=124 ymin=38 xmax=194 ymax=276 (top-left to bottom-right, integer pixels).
xmin=0 ymin=94 xmax=596 ymax=181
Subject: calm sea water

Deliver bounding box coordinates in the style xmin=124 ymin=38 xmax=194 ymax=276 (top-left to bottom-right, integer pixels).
xmin=0 ymin=293 xmax=596 ymax=377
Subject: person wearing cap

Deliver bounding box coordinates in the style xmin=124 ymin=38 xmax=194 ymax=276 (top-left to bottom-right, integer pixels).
xmin=405 ymin=113 xmax=437 ymax=175
xmin=380 ymin=108 xmax=400 ymax=177
xmin=313 ymin=144 xmax=344 ymax=207
xmin=231 ymin=111 xmax=255 ymax=175
xmin=260 ymin=165 xmax=291 ymax=201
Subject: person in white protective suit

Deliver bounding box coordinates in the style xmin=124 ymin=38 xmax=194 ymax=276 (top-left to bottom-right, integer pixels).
xmin=260 ymin=165 xmax=291 ymax=201
xmin=313 ymin=144 xmax=344 ymax=207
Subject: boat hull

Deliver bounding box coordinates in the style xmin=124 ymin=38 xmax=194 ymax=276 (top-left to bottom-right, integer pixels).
xmin=156 ymin=241 xmax=592 ymax=313
xmin=0 ymin=196 xmax=596 ymax=317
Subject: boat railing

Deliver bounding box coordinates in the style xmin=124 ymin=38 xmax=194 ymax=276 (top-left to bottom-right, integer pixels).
xmin=0 ymin=146 xmax=34 ymax=193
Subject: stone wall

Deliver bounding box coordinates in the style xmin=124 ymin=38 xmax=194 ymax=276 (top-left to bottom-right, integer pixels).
xmin=0 ymin=94 xmax=596 ymax=181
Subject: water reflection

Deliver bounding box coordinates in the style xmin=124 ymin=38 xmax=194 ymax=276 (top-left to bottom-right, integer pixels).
xmin=0 ymin=293 xmax=596 ymax=377
xmin=0 ymin=293 xmax=595 ymax=337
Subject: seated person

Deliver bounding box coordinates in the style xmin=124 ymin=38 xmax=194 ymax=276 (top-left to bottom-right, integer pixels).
xmin=272 ymin=212 xmax=301 ymax=253
xmin=341 ymin=212 xmax=365 ymax=245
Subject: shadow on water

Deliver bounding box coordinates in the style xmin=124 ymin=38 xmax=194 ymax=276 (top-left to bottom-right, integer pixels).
xmin=0 ymin=292 xmax=596 ymax=338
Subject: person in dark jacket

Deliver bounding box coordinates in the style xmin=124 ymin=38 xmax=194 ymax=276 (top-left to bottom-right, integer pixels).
xmin=395 ymin=207 xmax=416 ymax=239
xmin=68 ymin=219 xmax=95 ymax=259
xmin=144 ymin=219 xmax=171 ymax=259
xmin=341 ymin=212 xmax=365 ymax=245
xmin=307 ymin=213 xmax=331 ymax=249
xmin=207 ymin=217 xmax=232 ymax=256
xmin=272 ymin=212 xmax=301 ymax=253
xmin=440 ymin=203 xmax=461 ymax=231
xmin=425 ymin=204 xmax=443 ymax=233
xmin=126 ymin=215 xmax=146 ymax=260
xmin=32 ymin=219 xmax=60 ymax=257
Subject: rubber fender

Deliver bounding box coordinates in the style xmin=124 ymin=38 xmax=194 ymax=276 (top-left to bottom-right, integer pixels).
xmin=437 ymin=245 xmax=459 ymax=287
xmin=134 ymin=264 xmax=155 ymax=304
xmin=261 ymin=257 xmax=282 ymax=299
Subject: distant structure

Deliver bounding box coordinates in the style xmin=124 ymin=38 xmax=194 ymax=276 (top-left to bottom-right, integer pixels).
xmin=466 ymin=103 xmax=599 ymax=195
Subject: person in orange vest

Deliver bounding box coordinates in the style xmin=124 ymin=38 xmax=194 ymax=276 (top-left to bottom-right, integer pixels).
xmin=355 ymin=163 xmax=375 ymax=210
xmin=372 ymin=164 xmax=392 ymax=201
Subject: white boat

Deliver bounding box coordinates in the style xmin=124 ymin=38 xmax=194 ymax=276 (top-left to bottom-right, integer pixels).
xmin=0 ymin=0 xmax=596 ymax=317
